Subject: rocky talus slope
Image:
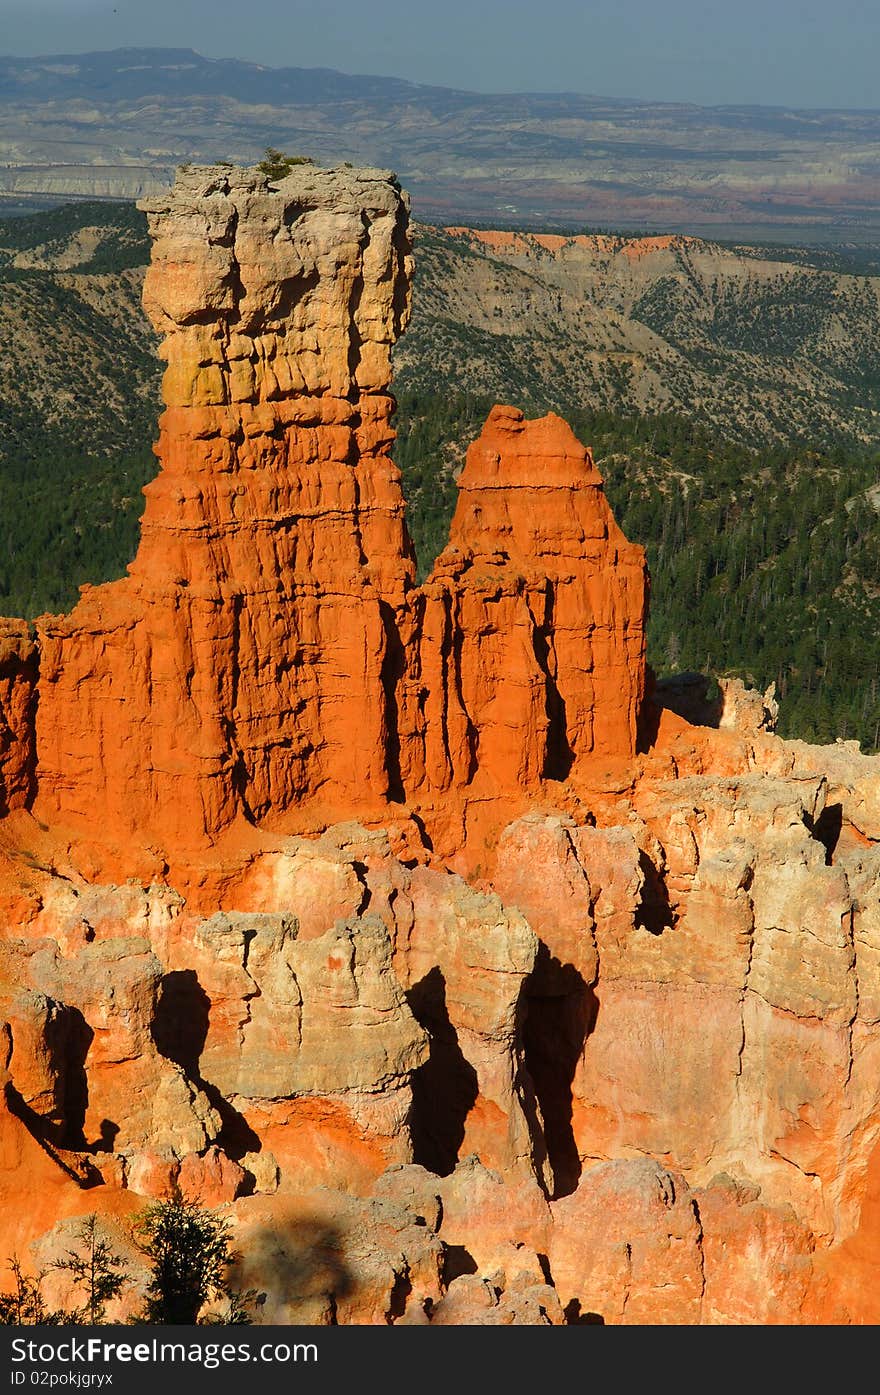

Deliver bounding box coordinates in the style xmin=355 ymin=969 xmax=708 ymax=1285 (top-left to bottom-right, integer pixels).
xmin=0 ymin=165 xmax=879 ymax=1324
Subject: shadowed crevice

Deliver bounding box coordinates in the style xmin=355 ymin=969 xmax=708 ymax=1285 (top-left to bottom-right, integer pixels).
xmin=442 ymin=1244 xmax=478 ymax=1285
xmin=406 ymin=966 xmax=478 ymax=1176
xmin=379 ymin=600 xmax=406 ymax=803
xmin=151 ymin=969 xmax=209 ymax=1079
xmin=564 ymin=1298 xmax=605 ymax=1324
xmin=151 ymin=968 xmax=260 ymax=1158
xmin=530 ymin=586 xmax=574 ymax=781
xmin=635 ymin=850 xmax=674 ymax=935
xmin=4 ymin=1080 xmax=103 ymax=1188
xmin=386 ymin=1269 xmax=412 ymax=1323
xmin=522 ymin=947 xmax=597 ymax=1198
xmin=804 ymin=801 xmax=842 ymax=865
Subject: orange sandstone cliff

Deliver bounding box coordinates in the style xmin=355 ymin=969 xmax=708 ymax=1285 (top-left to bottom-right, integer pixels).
xmin=0 ymin=164 xmax=878 ymax=1324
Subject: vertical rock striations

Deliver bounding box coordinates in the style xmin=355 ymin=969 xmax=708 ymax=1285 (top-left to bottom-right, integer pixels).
xmin=22 ymin=164 xmax=649 ymax=863
xmin=409 ymin=405 xmax=647 ymax=800
xmin=32 ymin=164 xmax=415 ymax=847
xmin=0 ymin=620 xmax=36 ymax=815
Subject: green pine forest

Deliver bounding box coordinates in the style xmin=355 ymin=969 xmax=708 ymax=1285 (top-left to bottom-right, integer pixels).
xmin=1 ymin=200 xmax=879 ymax=749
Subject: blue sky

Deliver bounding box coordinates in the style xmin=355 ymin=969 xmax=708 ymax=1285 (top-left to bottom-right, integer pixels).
xmin=1 ymin=0 xmax=878 ymax=108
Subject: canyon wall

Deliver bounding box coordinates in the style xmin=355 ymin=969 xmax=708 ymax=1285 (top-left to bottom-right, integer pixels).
xmin=0 ymin=164 xmax=878 ymax=1324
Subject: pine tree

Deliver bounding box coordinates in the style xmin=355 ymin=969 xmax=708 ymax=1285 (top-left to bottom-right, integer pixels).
xmin=51 ymin=1214 xmax=129 ymax=1324
xmin=0 ymin=1258 xmax=65 ymax=1325
xmin=132 ymin=1195 xmax=250 ymax=1325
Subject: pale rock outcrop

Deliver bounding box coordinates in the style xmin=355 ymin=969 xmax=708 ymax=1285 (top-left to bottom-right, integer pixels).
xmin=0 ymin=936 xmax=220 ymax=1176
xmin=550 ymin=1159 xmax=705 ymax=1324
xmin=230 ymin=1185 xmax=445 ymax=1325
xmin=217 ymin=825 xmax=543 ymax=1184
xmin=718 ymin=676 xmax=779 ymax=732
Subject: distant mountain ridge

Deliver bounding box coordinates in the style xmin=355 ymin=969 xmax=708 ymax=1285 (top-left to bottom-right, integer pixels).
xmin=2 ymin=48 xmax=880 ymax=238
xmin=0 ymin=47 xmax=444 ymax=102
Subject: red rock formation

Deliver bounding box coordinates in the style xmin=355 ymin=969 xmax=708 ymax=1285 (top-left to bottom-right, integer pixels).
xmin=0 ymin=619 xmax=36 ymax=815
xmin=13 ymin=166 xmax=647 ymax=869
xmin=407 ymin=406 xmax=647 ymax=804
xmin=33 ymin=164 xmax=415 ymax=852
xmin=2 ymin=162 xmax=880 ymax=1326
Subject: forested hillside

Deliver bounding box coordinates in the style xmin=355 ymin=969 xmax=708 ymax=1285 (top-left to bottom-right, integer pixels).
xmin=0 ymin=201 xmax=158 ymax=612
xmin=397 ymin=392 xmax=880 ymax=747
xmin=1 ymin=200 xmax=879 ymax=748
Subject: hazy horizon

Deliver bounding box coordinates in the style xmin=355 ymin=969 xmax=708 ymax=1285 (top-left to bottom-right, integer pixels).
xmin=4 ymin=41 xmax=880 ymax=115
xmin=1 ymin=0 xmax=878 ymax=110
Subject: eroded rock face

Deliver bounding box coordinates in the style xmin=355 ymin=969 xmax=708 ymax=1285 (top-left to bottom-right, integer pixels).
xmin=404 ymin=406 xmax=647 ymax=801
xmin=0 ymin=934 xmax=221 ymax=1172
xmin=0 ymin=620 xmax=36 ymax=816
xmin=33 ymin=164 xmax=415 ymax=849
xmin=2 ymin=784 xmax=877 ymax=1322
xmin=9 ymin=165 xmax=648 ymax=867
xmin=0 ymin=826 xmax=547 ymax=1213
xmin=0 ymin=163 xmax=879 ymax=1325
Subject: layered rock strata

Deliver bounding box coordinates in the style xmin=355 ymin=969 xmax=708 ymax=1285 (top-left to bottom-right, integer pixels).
xmin=34 ymin=164 xmax=416 ymax=847
xmin=0 ymin=164 xmax=878 ymax=1324
xmin=23 ymin=164 xmax=647 ymax=867
xmin=409 ymin=405 xmax=647 ymax=800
